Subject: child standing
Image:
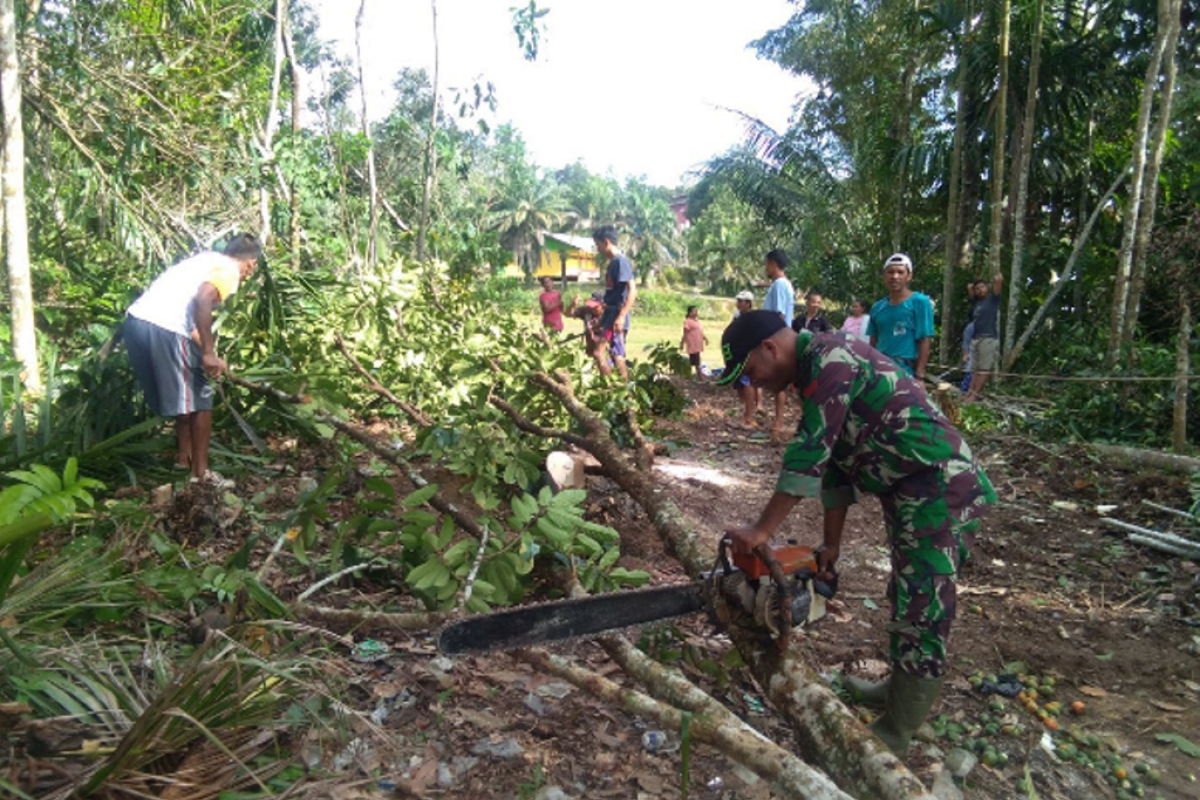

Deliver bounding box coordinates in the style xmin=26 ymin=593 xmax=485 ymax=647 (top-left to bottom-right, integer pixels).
xmin=680 ymin=305 xmax=708 ymax=380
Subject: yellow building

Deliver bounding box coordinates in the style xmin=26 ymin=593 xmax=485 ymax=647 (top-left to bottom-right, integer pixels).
xmin=505 ymin=231 xmax=602 ymax=281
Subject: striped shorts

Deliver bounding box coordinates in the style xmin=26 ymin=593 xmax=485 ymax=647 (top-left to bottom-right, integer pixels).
xmin=124 ymin=316 xmax=213 ymax=417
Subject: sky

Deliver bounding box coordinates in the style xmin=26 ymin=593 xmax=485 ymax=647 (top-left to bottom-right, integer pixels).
xmin=308 ymin=0 xmax=811 ymax=188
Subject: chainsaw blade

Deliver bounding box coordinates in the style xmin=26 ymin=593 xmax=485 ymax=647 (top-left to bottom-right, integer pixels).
xmin=437 ymin=582 xmax=706 ymax=655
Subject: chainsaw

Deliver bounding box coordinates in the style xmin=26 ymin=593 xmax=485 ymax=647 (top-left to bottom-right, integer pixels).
xmin=437 ymin=540 xmax=837 ymax=655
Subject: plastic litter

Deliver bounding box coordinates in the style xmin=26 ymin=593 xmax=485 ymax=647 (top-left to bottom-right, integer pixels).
xmin=471 ymin=738 xmax=525 ymax=759
xmin=350 ymin=639 xmax=390 ymax=663
xmin=976 ymin=673 xmax=1022 ymax=697
xmin=642 ymin=730 xmax=678 ymax=753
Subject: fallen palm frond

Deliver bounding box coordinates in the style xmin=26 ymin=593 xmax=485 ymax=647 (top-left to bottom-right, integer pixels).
xmin=6 ymin=631 xmax=349 ymax=800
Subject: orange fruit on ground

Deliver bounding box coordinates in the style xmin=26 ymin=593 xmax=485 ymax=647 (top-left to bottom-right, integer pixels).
xmin=1114 ymin=767 xmax=1127 ymax=780
xmin=1070 ymin=701 xmax=1086 ymax=716
xmin=1043 ymin=717 xmax=1059 ymax=731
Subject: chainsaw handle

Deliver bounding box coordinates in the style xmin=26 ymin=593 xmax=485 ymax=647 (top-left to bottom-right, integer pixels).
xmin=718 ymin=536 xmax=734 ymax=576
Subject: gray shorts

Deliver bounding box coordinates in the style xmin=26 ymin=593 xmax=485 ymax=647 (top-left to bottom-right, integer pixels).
xmin=970 ymin=336 xmax=999 ymax=372
xmin=124 ymin=316 xmax=213 ymax=417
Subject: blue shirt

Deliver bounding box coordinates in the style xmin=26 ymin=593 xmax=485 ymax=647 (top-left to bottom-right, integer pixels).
xmin=763 ymin=276 xmax=795 ymax=328
xmin=600 ymin=254 xmax=634 ymax=329
xmin=866 ymin=292 xmax=934 ymax=368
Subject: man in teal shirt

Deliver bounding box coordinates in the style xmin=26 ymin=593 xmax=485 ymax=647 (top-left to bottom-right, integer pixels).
xmin=866 ymin=253 xmax=934 ymax=381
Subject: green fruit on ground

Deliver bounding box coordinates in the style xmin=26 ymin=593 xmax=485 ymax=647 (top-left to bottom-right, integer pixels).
xmin=1135 ymin=763 xmax=1149 ymax=775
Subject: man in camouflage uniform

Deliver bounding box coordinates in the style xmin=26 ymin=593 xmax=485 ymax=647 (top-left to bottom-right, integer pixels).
xmin=716 ymin=310 xmax=996 ymax=754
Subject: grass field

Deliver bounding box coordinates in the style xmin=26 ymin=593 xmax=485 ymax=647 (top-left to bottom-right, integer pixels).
xmin=518 ymin=312 xmax=728 ymax=371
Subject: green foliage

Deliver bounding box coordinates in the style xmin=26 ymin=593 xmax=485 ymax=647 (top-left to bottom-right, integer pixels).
xmin=0 ymin=458 xmax=103 ymax=607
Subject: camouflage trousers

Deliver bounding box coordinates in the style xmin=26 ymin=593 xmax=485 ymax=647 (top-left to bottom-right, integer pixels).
xmin=880 ymin=467 xmax=985 ymax=679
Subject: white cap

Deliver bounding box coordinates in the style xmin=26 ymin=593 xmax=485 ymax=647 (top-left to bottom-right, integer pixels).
xmin=884 ymin=253 xmax=913 ymax=273
xmin=735 ymin=290 xmax=754 ymax=301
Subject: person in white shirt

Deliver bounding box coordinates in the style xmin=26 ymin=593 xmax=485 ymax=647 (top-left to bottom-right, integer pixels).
xmin=124 ymin=233 xmax=261 ymax=485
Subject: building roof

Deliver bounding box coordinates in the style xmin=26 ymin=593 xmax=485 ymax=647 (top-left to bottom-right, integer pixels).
xmin=541 ymin=231 xmax=597 ymax=253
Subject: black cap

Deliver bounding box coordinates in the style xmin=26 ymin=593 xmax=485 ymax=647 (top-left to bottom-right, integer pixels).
xmin=715 ymin=310 xmax=786 ymax=386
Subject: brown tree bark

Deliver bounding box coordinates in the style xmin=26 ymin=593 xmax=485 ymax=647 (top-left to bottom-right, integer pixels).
xmin=1173 ymin=291 xmax=1190 ymax=454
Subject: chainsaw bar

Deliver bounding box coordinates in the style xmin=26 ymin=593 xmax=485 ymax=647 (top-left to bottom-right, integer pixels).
xmin=437 ymin=582 xmax=706 ymax=655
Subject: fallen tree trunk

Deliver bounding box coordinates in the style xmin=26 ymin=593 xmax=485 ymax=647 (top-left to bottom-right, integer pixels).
xmin=498 ymin=371 xmax=934 ymax=800
xmin=1090 ymin=443 xmax=1200 ymax=474
xmin=519 ymin=646 xmax=856 ymax=800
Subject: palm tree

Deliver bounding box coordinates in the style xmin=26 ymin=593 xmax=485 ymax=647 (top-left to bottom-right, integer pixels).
xmin=488 ymin=176 xmax=570 ymax=280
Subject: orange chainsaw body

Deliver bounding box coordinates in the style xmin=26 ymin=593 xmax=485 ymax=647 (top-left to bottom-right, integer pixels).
xmin=731 ymin=543 xmax=817 ymax=580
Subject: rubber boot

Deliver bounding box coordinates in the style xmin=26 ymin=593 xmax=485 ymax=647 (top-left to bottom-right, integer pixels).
xmin=869 ymin=671 xmax=944 ymax=755
xmin=843 ymin=674 xmax=889 ymax=708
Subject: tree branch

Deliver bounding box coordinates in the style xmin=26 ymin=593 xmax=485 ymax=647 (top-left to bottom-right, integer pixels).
xmin=291 ymin=602 xmax=450 ymax=634
xmin=334 ymin=333 xmax=434 ymax=428
xmin=518 ymin=647 xmax=855 ymax=800
xmin=488 ymin=395 xmax=593 ymax=450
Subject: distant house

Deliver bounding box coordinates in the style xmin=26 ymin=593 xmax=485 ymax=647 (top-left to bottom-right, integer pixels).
xmin=669 ymin=194 xmax=690 ymax=232
xmin=505 ymin=231 xmax=602 ymax=281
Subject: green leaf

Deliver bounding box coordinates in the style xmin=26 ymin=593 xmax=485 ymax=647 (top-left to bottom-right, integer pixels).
xmin=535 ymin=517 xmax=571 ymax=549
xmin=435 ymin=515 xmax=456 ymax=549
xmin=510 ymin=493 xmax=537 ymax=527
xmin=597 ymin=546 xmax=621 ymax=571
xmin=63 ymin=458 xmax=79 ymax=487
xmin=548 ymin=489 xmax=587 ymax=508
xmin=401 ymin=483 xmax=440 ymax=508
xmin=1154 ymin=733 xmax=1200 ymax=758
xmin=364 ymin=477 xmax=396 ymax=500
xmin=608 ymin=568 xmax=651 ymax=587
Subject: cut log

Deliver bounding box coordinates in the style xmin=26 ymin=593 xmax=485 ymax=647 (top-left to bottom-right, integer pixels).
xmin=1089 ymin=443 xmax=1200 ymax=474
xmin=519 ymin=645 xmax=857 ymax=800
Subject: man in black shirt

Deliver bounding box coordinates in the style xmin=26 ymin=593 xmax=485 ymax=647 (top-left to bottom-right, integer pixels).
xmin=964 ymin=274 xmax=1003 ymax=401
xmin=792 ymin=290 xmax=833 ymax=334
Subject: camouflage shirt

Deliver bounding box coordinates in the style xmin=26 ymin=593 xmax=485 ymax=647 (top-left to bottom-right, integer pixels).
xmin=777 ymin=331 xmax=996 ymax=514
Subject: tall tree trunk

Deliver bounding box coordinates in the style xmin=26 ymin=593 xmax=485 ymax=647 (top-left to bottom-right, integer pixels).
xmin=1072 ymin=111 xmax=1094 ymax=320
xmin=258 ymin=0 xmax=286 ymax=245
xmin=0 ymin=0 xmax=38 ymax=393
xmin=1005 ymin=166 xmax=1129 ymax=368
xmin=415 ymin=0 xmax=441 ymax=264
xmin=1106 ymin=0 xmax=1173 ymax=367
xmin=283 ymin=3 xmax=302 ymax=268
xmin=1004 ymin=0 xmax=1044 ymax=359
xmin=939 ymin=1 xmax=972 ymax=364
xmin=985 ymin=0 xmax=1011 ymax=282
xmin=1173 ymin=286 xmax=1190 ymax=454
xmin=1120 ymin=0 xmax=1181 ymax=358
xmin=355 ymin=0 xmax=379 ymax=268
xmin=889 ymin=59 xmax=914 ymax=252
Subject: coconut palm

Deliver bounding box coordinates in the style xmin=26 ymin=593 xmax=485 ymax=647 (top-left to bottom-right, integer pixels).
xmin=488 ymin=176 xmax=571 ymax=280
